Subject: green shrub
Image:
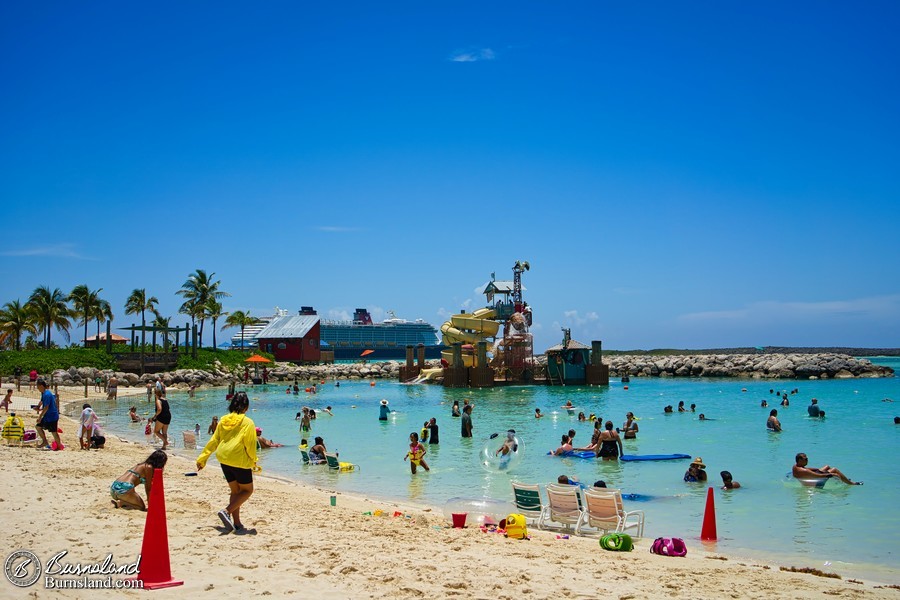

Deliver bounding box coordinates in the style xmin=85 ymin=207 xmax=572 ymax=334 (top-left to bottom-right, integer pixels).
xmin=0 ymin=348 xmax=118 ymax=375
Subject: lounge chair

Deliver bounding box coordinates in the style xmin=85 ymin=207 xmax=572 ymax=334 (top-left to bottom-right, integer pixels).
xmin=325 ymin=452 xmax=358 ymax=472
xmin=545 ymin=483 xmax=587 ymax=532
xmin=578 ymin=488 xmax=645 ymax=537
xmin=182 ymin=431 xmax=197 ymax=449
xmin=300 ymin=449 xmax=321 ymax=465
xmin=510 ymin=481 xmax=548 ymax=528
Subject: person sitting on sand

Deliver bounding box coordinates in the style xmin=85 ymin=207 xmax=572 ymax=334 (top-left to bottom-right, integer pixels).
xmin=255 ymin=427 xmax=283 ymax=448
xmin=720 ymin=470 xmax=741 ymax=490
xmin=404 ymin=432 xmax=429 ymax=474
xmin=552 ymin=434 xmax=573 ymax=456
xmin=208 ymin=415 xmax=218 ymax=435
xmin=1 ymin=389 xmax=12 ymax=414
xmin=767 ymin=409 xmax=781 ymax=432
xmin=792 ymin=453 xmax=862 ymax=485
xmin=621 ymin=412 xmax=638 ymax=439
xmin=684 ymin=457 xmax=708 ymax=482
xmin=110 ymin=450 xmax=168 ymax=510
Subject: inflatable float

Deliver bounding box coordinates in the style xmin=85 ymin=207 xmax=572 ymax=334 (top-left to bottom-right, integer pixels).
xmin=548 ymin=450 xmax=596 ymax=459
xmin=620 ymin=454 xmax=691 ymax=462
xmin=442 ymin=497 xmax=515 ymax=525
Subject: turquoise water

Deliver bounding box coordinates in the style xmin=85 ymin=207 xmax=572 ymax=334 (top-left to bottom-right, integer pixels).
xmin=81 ymin=359 xmax=899 ymax=580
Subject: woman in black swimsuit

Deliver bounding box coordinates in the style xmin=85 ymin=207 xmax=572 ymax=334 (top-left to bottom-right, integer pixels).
xmin=151 ymin=394 xmax=172 ymax=450
xmin=596 ymin=421 xmax=623 ymax=460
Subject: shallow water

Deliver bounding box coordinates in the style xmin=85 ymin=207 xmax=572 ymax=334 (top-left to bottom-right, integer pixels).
xmin=80 ymin=359 xmax=899 ymax=581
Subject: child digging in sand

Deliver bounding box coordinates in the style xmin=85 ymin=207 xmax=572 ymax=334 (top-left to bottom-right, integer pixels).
xmin=110 ymin=450 xmax=168 ymax=510
xmin=404 ymin=432 xmax=429 ymax=474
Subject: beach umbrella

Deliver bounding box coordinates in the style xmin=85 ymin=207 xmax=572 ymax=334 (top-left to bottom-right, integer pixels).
xmin=244 ymin=354 xmax=272 ymax=379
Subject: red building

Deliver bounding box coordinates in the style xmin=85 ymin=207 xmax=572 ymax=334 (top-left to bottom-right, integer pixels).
xmin=255 ymin=315 xmax=321 ymax=363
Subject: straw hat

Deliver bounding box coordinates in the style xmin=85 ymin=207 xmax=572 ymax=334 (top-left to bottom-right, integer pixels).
xmin=691 ymin=457 xmax=706 ymax=469
xmin=380 ymin=399 xmax=389 ymax=406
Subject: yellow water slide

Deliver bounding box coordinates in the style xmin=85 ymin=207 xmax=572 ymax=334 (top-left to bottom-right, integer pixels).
xmin=440 ymin=308 xmax=500 ymax=367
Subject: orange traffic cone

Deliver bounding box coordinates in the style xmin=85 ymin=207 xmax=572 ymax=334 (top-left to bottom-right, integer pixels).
xmin=700 ymin=486 xmax=717 ymax=541
xmin=135 ymin=468 xmax=183 ymax=589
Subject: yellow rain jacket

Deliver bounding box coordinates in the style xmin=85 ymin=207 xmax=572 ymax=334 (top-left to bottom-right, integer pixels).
xmin=197 ymin=412 xmax=258 ymax=470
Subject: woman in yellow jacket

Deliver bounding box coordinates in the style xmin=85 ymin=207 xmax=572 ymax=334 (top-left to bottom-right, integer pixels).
xmin=197 ymin=392 xmax=258 ymax=533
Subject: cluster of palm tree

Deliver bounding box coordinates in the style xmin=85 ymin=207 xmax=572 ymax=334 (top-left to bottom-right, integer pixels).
xmin=0 ymin=268 xmax=261 ymax=352
xmin=0 ymin=285 xmax=112 ymax=350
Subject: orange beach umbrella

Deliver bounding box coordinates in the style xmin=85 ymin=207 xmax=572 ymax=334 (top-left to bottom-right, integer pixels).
xmin=244 ymin=354 xmax=272 ymax=363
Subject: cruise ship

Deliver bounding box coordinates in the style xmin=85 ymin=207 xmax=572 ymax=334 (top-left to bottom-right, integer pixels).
xmin=229 ymin=307 xmax=442 ymax=360
xmin=317 ymin=308 xmax=442 ymax=360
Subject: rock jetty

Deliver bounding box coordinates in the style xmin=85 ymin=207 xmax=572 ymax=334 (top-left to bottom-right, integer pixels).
xmin=597 ymin=353 xmax=893 ymax=379
xmin=5 ymin=354 xmax=890 ymax=390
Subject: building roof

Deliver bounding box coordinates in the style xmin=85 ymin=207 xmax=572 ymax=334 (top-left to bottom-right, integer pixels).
xmin=480 ymin=280 xmax=526 ymax=295
xmin=255 ymin=315 xmax=319 ymax=339
xmin=83 ymin=333 xmax=128 ymax=342
xmin=546 ymin=339 xmax=591 ymax=352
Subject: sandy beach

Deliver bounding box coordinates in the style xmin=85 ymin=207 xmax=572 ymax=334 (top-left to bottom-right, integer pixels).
xmin=0 ymin=388 xmax=896 ymax=599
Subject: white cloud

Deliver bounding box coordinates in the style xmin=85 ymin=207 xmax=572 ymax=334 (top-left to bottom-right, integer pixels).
xmin=678 ymin=295 xmax=900 ymax=323
xmin=562 ymin=310 xmax=599 ymax=326
xmin=0 ymin=243 xmax=94 ymax=260
xmin=449 ymin=47 xmax=496 ymax=62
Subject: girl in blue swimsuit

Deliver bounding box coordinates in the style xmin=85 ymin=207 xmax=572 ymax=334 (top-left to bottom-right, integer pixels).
xmin=110 ymin=450 xmax=168 ymax=510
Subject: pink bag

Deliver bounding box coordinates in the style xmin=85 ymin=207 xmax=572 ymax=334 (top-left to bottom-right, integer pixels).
xmin=650 ymin=537 xmax=687 ymax=557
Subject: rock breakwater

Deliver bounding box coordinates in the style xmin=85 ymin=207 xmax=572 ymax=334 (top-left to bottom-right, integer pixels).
xmin=597 ymin=353 xmax=893 ymax=379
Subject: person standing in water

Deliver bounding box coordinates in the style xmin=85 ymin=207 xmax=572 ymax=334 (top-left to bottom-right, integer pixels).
xmin=461 ymin=405 xmax=473 ymax=438
xmin=621 ymin=412 xmax=638 ymax=439
xmin=379 ymin=399 xmax=391 ymax=421
xmin=404 ymin=432 xmax=429 ymax=474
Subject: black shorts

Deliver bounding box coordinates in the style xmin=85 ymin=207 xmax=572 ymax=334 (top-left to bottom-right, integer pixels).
xmin=37 ymin=418 xmax=58 ymax=432
xmin=221 ymin=463 xmax=253 ymax=485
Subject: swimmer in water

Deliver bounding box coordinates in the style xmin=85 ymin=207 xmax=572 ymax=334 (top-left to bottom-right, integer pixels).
xmin=792 ymin=453 xmax=861 ymax=485
xmin=720 ymin=470 xmax=741 ymax=490
xmin=766 ymin=409 xmax=781 ymax=432
xmin=534 ymin=408 xmax=543 ymax=419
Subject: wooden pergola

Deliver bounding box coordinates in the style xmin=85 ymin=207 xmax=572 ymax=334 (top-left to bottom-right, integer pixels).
xmin=108 ymin=321 xmax=198 ymax=374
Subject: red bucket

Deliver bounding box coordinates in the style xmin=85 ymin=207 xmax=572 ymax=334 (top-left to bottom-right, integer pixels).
xmin=451 ymin=513 xmax=467 ymax=528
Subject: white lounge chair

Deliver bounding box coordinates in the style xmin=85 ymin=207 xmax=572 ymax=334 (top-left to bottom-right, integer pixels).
xmin=510 ymin=481 xmax=548 ymax=528
xmin=545 ymin=483 xmax=587 ymax=532
xmin=578 ymin=488 xmax=644 ymax=537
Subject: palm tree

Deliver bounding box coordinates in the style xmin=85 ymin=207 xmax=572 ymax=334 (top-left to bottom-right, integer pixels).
xmin=151 ymin=310 xmax=173 ymax=348
xmin=27 ymin=286 xmax=72 ymax=348
xmin=223 ymin=310 xmax=259 ymax=350
xmin=176 ymin=269 xmax=230 ymax=348
xmin=206 ymin=299 xmax=227 ymax=350
xmin=68 ymin=284 xmax=104 ymax=348
xmin=125 ymin=288 xmax=159 ymax=351
xmin=93 ymin=298 xmax=113 ymax=342
xmin=0 ymin=299 xmax=37 ymax=351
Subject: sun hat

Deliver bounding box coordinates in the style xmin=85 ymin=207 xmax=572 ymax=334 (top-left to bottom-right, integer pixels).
xmin=691 ymin=457 xmax=706 ymax=469
xmin=380 ymin=399 xmax=388 ymax=406
xmin=255 ymin=427 xmax=262 ymax=435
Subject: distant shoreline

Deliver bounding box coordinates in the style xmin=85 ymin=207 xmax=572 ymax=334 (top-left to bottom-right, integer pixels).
xmin=604 ymin=346 xmax=900 ymax=357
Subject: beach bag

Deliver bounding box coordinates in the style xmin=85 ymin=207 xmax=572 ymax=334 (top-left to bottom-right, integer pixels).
xmin=650 ymin=537 xmax=687 ymax=557
xmin=600 ymin=533 xmax=634 ymax=552
xmin=23 ymin=430 xmax=37 ymax=442
xmin=505 ymin=513 xmax=528 ymax=539
xmin=144 ymin=423 xmax=152 ymax=435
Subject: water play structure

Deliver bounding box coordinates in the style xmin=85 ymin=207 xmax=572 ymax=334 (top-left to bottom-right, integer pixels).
xmin=400 ymin=262 xmax=609 ymax=388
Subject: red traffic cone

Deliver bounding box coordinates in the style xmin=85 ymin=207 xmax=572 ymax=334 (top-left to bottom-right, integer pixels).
xmin=700 ymin=486 xmax=717 ymax=541
xmin=135 ymin=468 xmax=183 ymax=589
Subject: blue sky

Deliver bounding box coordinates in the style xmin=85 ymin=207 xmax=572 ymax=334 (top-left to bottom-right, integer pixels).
xmin=2 ymin=1 xmax=898 ymax=351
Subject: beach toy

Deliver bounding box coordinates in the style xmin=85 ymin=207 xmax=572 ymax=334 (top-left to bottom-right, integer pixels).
xmin=373 ymin=509 xmax=383 ymax=517
xmin=623 ymin=386 xmax=629 ymax=390
xmin=443 ymin=498 xmax=514 ymax=525
xmin=481 ymin=431 xmax=524 ymax=473
xmin=392 ymin=511 xmax=402 ymax=517
xmin=556 ymin=534 xmax=570 ymax=539
xmin=504 ymin=513 xmax=528 ymax=539
xmin=50 ymin=441 xmax=58 ymax=451
xmin=363 ymin=511 xmax=372 ymax=516
xmin=184 ymin=472 xmax=198 ymax=477
xmin=451 ymin=513 xmax=467 ymax=528
xmin=330 ymin=496 xmax=337 ymax=507
xmin=600 ymin=533 xmax=633 ymax=551
xmin=548 ymin=450 xmax=596 ymax=459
